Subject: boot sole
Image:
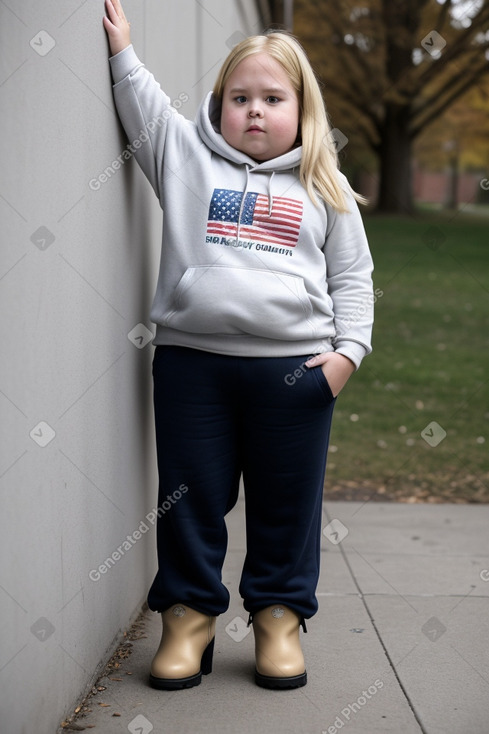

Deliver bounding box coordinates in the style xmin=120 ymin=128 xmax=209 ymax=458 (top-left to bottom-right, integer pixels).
xmin=149 ymin=637 xmax=214 ymax=691
xmin=255 ymin=669 xmax=307 ymax=689
xmin=149 ymin=670 xmax=202 ymax=690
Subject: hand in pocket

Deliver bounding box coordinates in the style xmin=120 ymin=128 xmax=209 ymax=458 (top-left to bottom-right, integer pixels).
xmin=306 ymin=352 xmax=355 ymax=397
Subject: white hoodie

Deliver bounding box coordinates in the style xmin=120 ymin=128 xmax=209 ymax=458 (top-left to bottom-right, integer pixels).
xmin=109 ymin=45 xmax=374 ymax=368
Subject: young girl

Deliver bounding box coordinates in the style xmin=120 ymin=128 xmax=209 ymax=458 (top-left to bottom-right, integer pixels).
xmin=103 ymin=0 xmax=374 ymax=691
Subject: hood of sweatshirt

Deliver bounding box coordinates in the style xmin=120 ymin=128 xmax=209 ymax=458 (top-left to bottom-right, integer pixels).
xmin=196 ymin=91 xmax=303 ymax=172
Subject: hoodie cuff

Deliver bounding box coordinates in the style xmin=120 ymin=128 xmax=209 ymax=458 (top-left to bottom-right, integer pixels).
xmin=333 ymin=341 xmax=369 ymax=371
xmin=109 ymin=44 xmax=143 ymax=85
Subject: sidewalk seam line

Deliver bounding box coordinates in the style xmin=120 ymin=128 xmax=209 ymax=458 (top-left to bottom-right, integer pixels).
xmin=323 ymin=505 xmax=428 ymax=734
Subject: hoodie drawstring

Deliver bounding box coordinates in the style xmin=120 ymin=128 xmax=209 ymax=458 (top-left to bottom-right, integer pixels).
xmin=236 ymin=164 xmax=250 ymax=243
xmin=267 ymin=171 xmax=275 ymax=217
xmin=237 ymin=168 xmax=276 ymax=242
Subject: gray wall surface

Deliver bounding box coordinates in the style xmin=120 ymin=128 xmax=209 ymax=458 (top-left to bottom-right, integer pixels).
xmin=0 ymin=1 xmax=267 ymax=731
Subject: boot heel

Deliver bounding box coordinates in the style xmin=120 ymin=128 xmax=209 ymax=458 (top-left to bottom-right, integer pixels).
xmin=201 ymin=637 xmax=215 ymax=675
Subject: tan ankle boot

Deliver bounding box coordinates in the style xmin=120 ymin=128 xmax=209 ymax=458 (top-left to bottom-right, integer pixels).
xmin=251 ymin=605 xmax=307 ymax=689
xmin=149 ymin=604 xmax=216 ymax=690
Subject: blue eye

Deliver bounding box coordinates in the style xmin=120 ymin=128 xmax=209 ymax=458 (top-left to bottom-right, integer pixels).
xmin=266 ymin=96 xmax=280 ymax=104
xmin=235 ymin=96 xmax=247 ymax=104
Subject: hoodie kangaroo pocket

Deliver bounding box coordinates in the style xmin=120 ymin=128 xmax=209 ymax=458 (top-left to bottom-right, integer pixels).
xmin=161 ymin=266 xmax=316 ymax=339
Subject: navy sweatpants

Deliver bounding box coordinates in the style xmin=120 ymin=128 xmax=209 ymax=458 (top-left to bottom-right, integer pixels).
xmin=147 ymin=346 xmax=336 ymax=621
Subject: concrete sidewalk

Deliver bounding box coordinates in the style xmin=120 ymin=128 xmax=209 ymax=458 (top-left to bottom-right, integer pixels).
xmin=59 ymin=499 xmax=489 ymax=734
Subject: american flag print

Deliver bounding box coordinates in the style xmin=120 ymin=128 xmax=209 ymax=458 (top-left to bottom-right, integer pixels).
xmin=207 ymin=189 xmax=303 ymax=247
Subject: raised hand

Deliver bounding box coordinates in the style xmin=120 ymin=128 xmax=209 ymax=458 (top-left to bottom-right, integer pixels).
xmin=103 ymin=0 xmax=131 ymax=56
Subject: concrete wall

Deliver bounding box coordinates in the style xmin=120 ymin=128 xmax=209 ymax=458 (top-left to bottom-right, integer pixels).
xmin=0 ymin=1 xmax=267 ymax=731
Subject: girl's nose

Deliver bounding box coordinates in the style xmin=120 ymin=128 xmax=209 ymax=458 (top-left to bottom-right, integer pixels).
xmin=248 ymin=104 xmax=264 ymax=118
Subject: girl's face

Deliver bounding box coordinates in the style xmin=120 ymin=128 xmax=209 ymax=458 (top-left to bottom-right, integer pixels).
xmin=220 ymin=53 xmax=300 ymax=162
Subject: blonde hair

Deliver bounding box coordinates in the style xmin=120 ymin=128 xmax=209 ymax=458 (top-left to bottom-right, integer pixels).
xmin=213 ymin=32 xmax=366 ymax=213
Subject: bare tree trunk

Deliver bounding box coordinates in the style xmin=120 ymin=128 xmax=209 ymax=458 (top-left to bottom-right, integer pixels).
xmin=375 ymin=0 xmax=418 ymax=213
xmin=267 ymin=0 xmax=285 ymax=25
xmin=444 ymin=148 xmax=459 ymax=210
xmin=377 ymin=106 xmax=414 ymax=213
xmin=283 ymin=0 xmax=293 ymax=30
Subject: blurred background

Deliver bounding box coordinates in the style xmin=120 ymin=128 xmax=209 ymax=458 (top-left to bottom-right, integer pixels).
xmin=282 ymin=0 xmax=489 ymax=504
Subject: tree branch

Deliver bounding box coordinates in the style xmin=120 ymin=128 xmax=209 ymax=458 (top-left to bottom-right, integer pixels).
xmin=413 ymin=41 xmax=489 ymax=122
xmin=411 ymin=62 xmax=489 ymax=136
xmin=309 ymin=0 xmax=382 ymax=99
xmin=310 ymin=42 xmax=381 ymax=118
xmin=415 ymin=4 xmax=489 ymax=90
xmin=321 ymin=76 xmax=384 ymax=135
xmin=330 ymin=97 xmax=382 ymax=150
xmin=434 ymin=0 xmax=452 ymax=33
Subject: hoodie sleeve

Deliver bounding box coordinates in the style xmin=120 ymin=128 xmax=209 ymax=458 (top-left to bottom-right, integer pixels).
xmin=108 ymin=45 xmax=187 ymax=203
xmin=323 ymin=185 xmax=375 ymax=370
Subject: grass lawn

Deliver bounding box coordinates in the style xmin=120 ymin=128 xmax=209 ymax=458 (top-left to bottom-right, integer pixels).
xmin=326 ymin=209 xmax=489 ymax=503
